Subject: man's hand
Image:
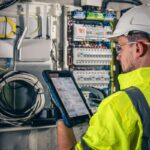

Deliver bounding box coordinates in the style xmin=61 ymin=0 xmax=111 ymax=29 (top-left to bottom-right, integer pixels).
xmin=57 ymin=120 xmax=77 ymax=150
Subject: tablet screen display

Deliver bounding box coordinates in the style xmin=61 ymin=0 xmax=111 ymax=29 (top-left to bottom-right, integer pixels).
xmin=51 ymin=77 xmax=89 ymax=117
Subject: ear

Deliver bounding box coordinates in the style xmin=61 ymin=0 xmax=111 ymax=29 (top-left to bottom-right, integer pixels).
xmin=135 ymin=42 xmax=146 ymax=57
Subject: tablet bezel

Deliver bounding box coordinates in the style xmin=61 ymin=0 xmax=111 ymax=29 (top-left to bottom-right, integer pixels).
xmin=43 ymin=70 xmax=92 ymax=127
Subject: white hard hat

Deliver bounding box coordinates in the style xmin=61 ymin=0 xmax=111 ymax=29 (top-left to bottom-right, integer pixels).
xmin=109 ymin=4 xmax=150 ymax=38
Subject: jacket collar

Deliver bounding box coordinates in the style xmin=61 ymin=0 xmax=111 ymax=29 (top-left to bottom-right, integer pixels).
xmin=118 ymin=67 xmax=150 ymax=90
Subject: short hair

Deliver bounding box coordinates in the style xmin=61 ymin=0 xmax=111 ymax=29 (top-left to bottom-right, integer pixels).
xmin=127 ymin=31 xmax=150 ymax=42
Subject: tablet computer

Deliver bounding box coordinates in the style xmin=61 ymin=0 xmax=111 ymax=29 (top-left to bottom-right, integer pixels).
xmin=43 ymin=70 xmax=92 ymax=127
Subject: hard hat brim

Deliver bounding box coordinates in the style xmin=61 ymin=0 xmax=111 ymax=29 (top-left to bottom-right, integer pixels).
xmin=107 ymin=32 xmax=123 ymax=39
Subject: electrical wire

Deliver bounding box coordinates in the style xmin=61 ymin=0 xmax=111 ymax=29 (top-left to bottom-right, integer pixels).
xmin=81 ymin=87 xmax=106 ymax=100
xmin=0 ymin=14 xmax=41 ymax=39
xmin=0 ymin=26 xmax=23 ymax=74
xmin=0 ymin=71 xmax=45 ymax=126
xmin=81 ymin=86 xmax=106 ymax=113
xmin=0 ymin=16 xmax=16 ymax=38
xmin=16 ymin=13 xmax=42 ymax=39
xmin=0 ymin=66 xmax=7 ymax=72
xmin=28 ymin=15 xmax=41 ymax=38
xmin=0 ymin=0 xmax=19 ymax=11
xmin=0 ymin=17 xmax=17 ymax=72
xmin=50 ymin=40 xmax=58 ymax=70
xmin=19 ymin=14 xmax=41 ymax=39
xmin=101 ymin=0 xmax=142 ymax=11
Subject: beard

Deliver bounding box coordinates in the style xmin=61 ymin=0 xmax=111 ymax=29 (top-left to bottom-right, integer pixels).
xmin=121 ymin=62 xmax=136 ymax=73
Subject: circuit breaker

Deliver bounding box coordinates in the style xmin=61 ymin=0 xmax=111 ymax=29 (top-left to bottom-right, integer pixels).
xmin=63 ymin=5 xmax=116 ymax=113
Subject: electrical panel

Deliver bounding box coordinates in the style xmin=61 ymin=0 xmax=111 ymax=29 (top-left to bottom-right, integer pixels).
xmin=73 ymin=47 xmax=112 ymax=66
xmin=0 ymin=2 xmax=60 ymax=66
xmin=0 ymin=2 xmax=117 ymax=126
xmin=0 ymin=2 xmax=55 ymax=39
xmin=63 ymin=5 xmax=116 ymax=113
xmin=0 ymin=2 xmax=60 ymax=127
xmin=73 ymin=70 xmax=110 ymax=89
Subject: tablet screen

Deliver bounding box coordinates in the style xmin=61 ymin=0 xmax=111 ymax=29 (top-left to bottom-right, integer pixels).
xmin=51 ymin=77 xmax=89 ymax=117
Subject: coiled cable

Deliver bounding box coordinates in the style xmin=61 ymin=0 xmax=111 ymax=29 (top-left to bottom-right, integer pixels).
xmin=0 ymin=71 xmax=45 ymax=126
xmin=0 ymin=16 xmax=16 ymax=38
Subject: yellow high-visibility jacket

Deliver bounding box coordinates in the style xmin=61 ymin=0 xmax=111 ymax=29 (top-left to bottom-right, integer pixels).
xmin=75 ymin=67 xmax=150 ymax=150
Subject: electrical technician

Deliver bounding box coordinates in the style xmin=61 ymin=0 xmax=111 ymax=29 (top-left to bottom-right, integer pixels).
xmin=57 ymin=4 xmax=150 ymax=150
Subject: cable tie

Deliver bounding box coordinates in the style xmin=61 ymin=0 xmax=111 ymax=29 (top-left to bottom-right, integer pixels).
xmin=38 ymin=91 xmax=44 ymax=95
xmin=33 ymin=80 xmax=39 ymax=87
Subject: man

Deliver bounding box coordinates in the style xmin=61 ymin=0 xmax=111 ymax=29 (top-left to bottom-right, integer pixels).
xmin=57 ymin=4 xmax=150 ymax=150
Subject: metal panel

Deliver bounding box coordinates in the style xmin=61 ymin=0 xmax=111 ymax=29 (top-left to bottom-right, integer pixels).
xmin=0 ymin=127 xmax=57 ymax=150
xmin=0 ymin=123 xmax=88 ymax=150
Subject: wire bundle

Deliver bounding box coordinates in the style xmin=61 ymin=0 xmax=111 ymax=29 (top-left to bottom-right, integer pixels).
xmin=0 ymin=71 xmax=45 ymax=126
xmin=81 ymin=86 xmax=106 ymax=114
xmin=0 ymin=0 xmax=19 ymax=11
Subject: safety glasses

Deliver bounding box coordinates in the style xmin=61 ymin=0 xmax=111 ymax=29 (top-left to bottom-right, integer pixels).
xmin=115 ymin=42 xmax=136 ymax=54
xmin=115 ymin=41 xmax=150 ymax=55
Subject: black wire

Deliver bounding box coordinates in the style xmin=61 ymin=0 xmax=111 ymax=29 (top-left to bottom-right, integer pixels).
xmin=0 ymin=0 xmax=19 ymax=11
xmin=0 ymin=88 xmax=38 ymax=118
xmin=101 ymin=0 xmax=142 ymax=11
xmin=0 ymin=71 xmax=44 ymax=125
xmin=120 ymin=7 xmax=132 ymax=15
xmin=13 ymin=26 xmax=24 ymax=52
xmin=0 ymin=79 xmax=39 ymax=117
xmin=2 ymin=85 xmax=14 ymax=109
xmin=51 ymin=40 xmax=57 ymax=62
xmin=4 ymin=16 xmax=7 ymax=39
xmin=0 ymin=88 xmax=13 ymax=111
